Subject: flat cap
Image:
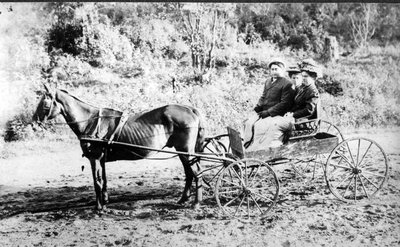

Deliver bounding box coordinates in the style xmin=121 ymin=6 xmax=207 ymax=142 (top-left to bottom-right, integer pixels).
xmin=268 ymin=58 xmax=286 ymax=69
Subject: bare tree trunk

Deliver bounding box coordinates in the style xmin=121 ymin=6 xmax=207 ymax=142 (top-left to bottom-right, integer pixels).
xmin=350 ymin=3 xmax=376 ymax=48
xmin=324 ymin=36 xmax=339 ymax=63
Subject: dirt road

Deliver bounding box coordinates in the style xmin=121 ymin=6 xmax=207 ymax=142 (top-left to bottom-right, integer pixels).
xmin=1 ymin=128 xmax=399 ymax=246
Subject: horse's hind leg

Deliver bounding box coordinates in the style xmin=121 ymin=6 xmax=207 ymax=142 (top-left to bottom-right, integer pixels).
xmin=191 ymin=157 xmax=203 ymax=209
xmin=177 ymin=154 xmax=203 ymax=209
xmin=90 ymin=159 xmax=104 ymax=210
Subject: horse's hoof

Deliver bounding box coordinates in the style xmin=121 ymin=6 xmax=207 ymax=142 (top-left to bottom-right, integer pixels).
xmin=93 ymin=208 xmax=103 ymax=215
xmin=192 ymin=203 xmax=200 ymax=210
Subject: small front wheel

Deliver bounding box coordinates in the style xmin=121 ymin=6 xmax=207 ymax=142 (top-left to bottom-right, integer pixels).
xmin=215 ymin=158 xmax=279 ymax=219
xmin=325 ymin=137 xmax=389 ymax=202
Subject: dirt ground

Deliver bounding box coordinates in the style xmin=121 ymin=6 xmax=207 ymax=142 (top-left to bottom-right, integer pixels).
xmin=1 ymin=128 xmax=400 ymax=246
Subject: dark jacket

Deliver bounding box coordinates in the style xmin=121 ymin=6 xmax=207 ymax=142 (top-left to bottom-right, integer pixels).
xmin=291 ymin=83 xmax=319 ymax=119
xmin=256 ymin=77 xmax=295 ymax=117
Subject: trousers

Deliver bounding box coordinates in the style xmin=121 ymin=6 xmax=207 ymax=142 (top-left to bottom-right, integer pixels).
xmin=242 ymin=113 xmax=294 ymax=152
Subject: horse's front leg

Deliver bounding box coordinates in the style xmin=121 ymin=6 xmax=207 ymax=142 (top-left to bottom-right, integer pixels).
xmin=90 ymin=158 xmax=104 ymax=211
xmin=101 ymin=158 xmax=108 ymax=204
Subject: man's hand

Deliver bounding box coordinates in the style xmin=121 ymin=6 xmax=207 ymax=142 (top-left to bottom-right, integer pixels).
xmin=254 ymin=105 xmax=262 ymax=113
xmin=284 ymin=112 xmax=293 ymax=118
xmin=258 ymin=110 xmax=270 ymax=119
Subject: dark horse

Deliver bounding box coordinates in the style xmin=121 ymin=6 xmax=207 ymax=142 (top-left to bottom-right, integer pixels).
xmin=33 ymin=85 xmax=205 ymax=210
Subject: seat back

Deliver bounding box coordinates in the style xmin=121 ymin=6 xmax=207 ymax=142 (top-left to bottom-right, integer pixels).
xmin=227 ymin=127 xmax=245 ymax=159
xmin=290 ymin=103 xmax=321 ymax=140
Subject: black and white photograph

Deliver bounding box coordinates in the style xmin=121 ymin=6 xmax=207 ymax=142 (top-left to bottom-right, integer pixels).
xmin=0 ymin=2 xmax=399 ymax=246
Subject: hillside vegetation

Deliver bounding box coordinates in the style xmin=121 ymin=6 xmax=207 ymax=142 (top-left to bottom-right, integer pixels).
xmin=1 ymin=2 xmax=400 ymax=143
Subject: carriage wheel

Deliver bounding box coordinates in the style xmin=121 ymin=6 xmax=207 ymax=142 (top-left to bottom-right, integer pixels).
xmin=319 ymin=120 xmax=344 ymax=141
xmin=215 ymin=158 xmax=279 ymax=219
xmin=200 ymin=137 xmax=229 ymax=193
xmin=325 ymin=137 xmax=389 ymax=202
xmin=291 ymin=120 xmax=344 ymax=181
xmin=202 ymin=137 xmax=228 ymax=156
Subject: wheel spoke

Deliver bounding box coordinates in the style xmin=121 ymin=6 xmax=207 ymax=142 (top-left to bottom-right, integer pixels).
xmin=247 ymin=195 xmax=250 ymax=218
xmin=357 ymin=142 xmax=373 ymax=168
xmin=224 ymin=193 xmax=243 ymax=207
xmin=233 ymin=195 xmax=246 ymax=217
xmin=362 ymin=170 xmax=386 ymax=178
xmin=328 ymin=163 xmax=353 ymax=171
xmin=326 ymin=124 xmax=332 ymax=133
xmin=334 ymin=173 xmax=354 ymax=188
xmin=252 ymin=191 xmax=275 ymax=203
xmin=249 ymin=193 xmax=264 ymax=214
xmin=360 ymin=174 xmax=380 ymax=190
xmin=358 ymin=174 xmax=369 ymax=198
xmin=221 ymin=178 xmax=241 ymax=187
xmin=244 ymin=162 xmax=248 ymax=185
xmin=342 ymin=175 xmax=354 ymax=198
xmin=248 ymin=166 xmax=261 ymax=187
xmin=356 ymin=139 xmax=361 ymax=166
xmin=218 ymin=189 xmax=241 ymax=195
xmin=354 ymin=174 xmax=358 ymax=201
xmin=335 ymin=148 xmax=355 ymax=169
xmin=230 ymin=166 xmax=245 ymax=184
xmin=328 ymin=156 xmax=346 ymax=176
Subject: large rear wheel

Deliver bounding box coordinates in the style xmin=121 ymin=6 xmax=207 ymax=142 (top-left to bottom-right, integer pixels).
xmin=325 ymin=137 xmax=389 ymax=202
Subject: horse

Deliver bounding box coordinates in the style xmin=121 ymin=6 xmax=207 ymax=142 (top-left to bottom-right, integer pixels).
xmin=33 ymin=85 xmax=205 ymax=211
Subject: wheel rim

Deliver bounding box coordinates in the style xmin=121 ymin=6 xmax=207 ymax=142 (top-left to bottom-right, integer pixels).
xmin=202 ymin=138 xmax=227 ymax=156
xmin=319 ymin=120 xmax=344 ymax=142
xmin=325 ymin=137 xmax=389 ymax=202
xmin=201 ymin=138 xmax=228 ymax=193
xmin=215 ymin=159 xmax=279 ymax=219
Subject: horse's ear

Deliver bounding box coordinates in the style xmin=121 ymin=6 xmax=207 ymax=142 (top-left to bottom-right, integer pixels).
xmin=42 ymin=82 xmax=51 ymax=94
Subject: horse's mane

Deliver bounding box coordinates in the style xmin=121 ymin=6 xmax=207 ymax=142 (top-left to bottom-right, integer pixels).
xmin=59 ymin=89 xmax=98 ymax=108
xmin=59 ymin=89 xmax=121 ymax=113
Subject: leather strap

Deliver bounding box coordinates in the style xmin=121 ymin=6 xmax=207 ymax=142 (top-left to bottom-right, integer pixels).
xmin=108 ymin=112 xmax=128 ymax=145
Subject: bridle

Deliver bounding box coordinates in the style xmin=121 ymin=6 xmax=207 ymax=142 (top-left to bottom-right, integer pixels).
xmin=42 ymin=92 xmax=56 ymax=121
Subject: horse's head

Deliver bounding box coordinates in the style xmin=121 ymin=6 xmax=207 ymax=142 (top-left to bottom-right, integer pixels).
xmin=33 ymin=84 xmax=62 ymax=122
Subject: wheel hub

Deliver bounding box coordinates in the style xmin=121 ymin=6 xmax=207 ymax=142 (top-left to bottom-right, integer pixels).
xmin=352 ymin=168 xmax=362 ymax=174
xmin=243 ymin=187 xmax=252 ymax=195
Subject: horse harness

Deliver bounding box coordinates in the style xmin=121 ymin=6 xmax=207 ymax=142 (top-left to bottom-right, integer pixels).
xmin=80 ymin=109 xmax=129 ymax=160
xmin=42 ymin=92 xmax=57 ymax=121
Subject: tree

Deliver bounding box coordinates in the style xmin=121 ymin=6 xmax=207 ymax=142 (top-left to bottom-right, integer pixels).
xmin=350 ymin=3 xmax=377 ymax=48
xmin=178 ymin=3 xmax=236 ymax=79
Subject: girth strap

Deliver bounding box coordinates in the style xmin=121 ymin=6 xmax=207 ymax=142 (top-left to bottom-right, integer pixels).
xmin=108 ymin=112 xmax=129 ymax=145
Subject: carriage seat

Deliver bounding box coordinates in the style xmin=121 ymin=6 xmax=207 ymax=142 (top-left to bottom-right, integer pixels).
xmin=288 ymin=118 xmax=321 ymax=141
xmin=288 ymin=105 xmax=321 ymax=140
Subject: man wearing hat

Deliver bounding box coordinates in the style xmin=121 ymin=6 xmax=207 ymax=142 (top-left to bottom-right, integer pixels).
xmin=253 ymin=58 xmax=295 ymax=118
xmin=243 ymin=58 xmax=295 ymax=149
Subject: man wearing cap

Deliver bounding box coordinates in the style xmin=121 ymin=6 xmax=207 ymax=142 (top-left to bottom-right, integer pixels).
xmin=254 ymin=59 xmax=295 ymax=118
xmin=243 ymin=58 xmax=295 ymax=149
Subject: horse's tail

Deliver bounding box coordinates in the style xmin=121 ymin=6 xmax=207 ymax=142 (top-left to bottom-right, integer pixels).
xmin=193 ymin=108 xmax=205 ymax=153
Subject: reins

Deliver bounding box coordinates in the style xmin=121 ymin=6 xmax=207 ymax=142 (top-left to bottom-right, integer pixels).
xmin=51 ymin=115 xmax=123 ymax=125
